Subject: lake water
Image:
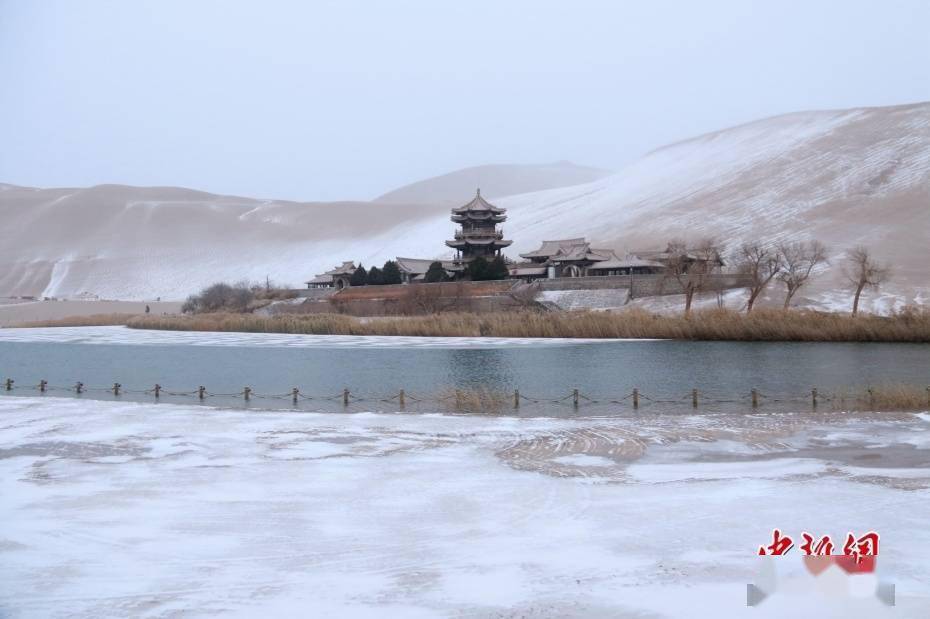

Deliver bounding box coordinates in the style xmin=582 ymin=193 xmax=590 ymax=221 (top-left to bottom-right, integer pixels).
xmin=1 ymin=326 xmax=928 ymax=415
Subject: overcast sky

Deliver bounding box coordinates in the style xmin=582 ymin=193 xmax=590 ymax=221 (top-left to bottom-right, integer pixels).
xmin=1 ymin=0 xmax=928 ymax=201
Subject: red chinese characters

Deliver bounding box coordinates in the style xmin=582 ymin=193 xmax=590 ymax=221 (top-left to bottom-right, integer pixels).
xmin=758 ymin=530 xmax=879 ymax=562
xmin=800 ymin=532 xmax=834 ymax=556
xmin=758 ymin=529 xmax=794 ymax=556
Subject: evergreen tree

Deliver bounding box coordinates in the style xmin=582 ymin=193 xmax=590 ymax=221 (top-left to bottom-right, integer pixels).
xmin=486 ymin=256 xmax=510 ymax=280
xmin=424 ymin=261 xmax=448 ymax=283
xmin=466 ymin=257 xmax=489 ymax=281
xmin=367 ymin=266 xmax=384 ymax=285
xmin=349 ymin=264 xmax=368 ymax=286
xmin=381 ymin=260 xmax=402 ymax=285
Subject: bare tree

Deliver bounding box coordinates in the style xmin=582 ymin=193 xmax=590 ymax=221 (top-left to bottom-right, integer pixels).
xmin=845 ymin=246 xmax=890 ymax=316
xmin=737 ymin=242 xmax=783 ymax=313
xmin=664 ymin=238 xmax=724 ymax=315
xmin=776 ymin=240 xmax=827 ymax=310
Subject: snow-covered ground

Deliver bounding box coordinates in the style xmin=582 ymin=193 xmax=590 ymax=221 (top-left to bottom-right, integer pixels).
xmin=0 ymin=325 xmax=641 ymax=348
xmin=2 ymin=397 xmax=930 ymax=617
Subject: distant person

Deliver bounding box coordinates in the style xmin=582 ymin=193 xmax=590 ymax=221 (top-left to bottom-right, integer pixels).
xmin=145 ymin=305 xmax=150 ymax=314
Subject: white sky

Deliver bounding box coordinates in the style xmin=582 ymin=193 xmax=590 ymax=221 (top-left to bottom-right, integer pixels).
xmin=1 ymin=0 xmax=929 ymax=201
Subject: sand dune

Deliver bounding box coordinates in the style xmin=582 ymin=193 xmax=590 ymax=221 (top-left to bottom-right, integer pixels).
xmin=1 ymin=102 xmax=928 ymax=312
xmin=374 ymin=161 xmax=611 ymax=204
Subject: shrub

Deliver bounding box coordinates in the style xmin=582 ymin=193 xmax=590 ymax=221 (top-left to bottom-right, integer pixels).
xmin=182 ymin=282 xmax=255 ymax=314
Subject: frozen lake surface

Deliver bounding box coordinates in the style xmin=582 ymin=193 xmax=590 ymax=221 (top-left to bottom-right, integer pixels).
xmin=2 ymin=397 xmax=930 ymax=617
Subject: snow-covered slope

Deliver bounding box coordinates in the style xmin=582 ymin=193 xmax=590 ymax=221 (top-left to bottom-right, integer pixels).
xmin=1 ymin=102 xmax=928 ymax=308
xmin=374 ymin=161 xmax=610 ymax=204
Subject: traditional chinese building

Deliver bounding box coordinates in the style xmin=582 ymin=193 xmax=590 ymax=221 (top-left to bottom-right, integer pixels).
xmin=305 ymin=261 xmax=357 ymax=289
xmin=445 ymin=189 xmax=512 ymax=264
xmin=509 ymin=238 xmax=665 ymax=280
xmin=395 ymin=257 xmax=462 ymax=283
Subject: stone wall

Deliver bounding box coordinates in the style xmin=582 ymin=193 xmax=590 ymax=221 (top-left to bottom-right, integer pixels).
xmin=277 ymin=274 xmax=753 ymax=316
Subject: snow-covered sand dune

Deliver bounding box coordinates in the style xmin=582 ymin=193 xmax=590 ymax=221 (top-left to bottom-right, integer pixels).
xmin=1 ymin=102 xmax=928 ymax=311
xmin=2 ymin=397 xmax=929 ymax=617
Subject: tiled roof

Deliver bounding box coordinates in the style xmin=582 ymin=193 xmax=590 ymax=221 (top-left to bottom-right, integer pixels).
xmin=450 ymin=189 xmax=506 ymax=214
xmin=520 ymin=238 xmax=588 ymax=259
xmin=395 ymin=257 xmax=461 ymax=274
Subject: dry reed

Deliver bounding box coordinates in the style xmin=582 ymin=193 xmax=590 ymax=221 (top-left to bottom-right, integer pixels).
xmin=123 ymin=308 xmax=930 ymax=342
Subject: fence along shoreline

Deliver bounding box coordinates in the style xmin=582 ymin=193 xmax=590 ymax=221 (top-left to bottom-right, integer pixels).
xmin=3 ymin=377 xmax=929 ymax=413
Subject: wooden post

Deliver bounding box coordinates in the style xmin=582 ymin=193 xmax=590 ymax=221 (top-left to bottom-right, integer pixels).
xmin=154 ymin=384 xmax=161 ymax=398
xmin=75 ymin=381 xmax=83 ymax=394
xmin=514 ymin=389 xmax=519 ymax=409
xmin=399 ymin=389 xmax=406 ymax=409
xmin=343 ymin=388 xmax=349 ymax=406
xmin=113 ymin=383 xmax=121 ymax=396
xmin=812 ymin=388 xmax=818 ymax=409
xmin=632 ymin=388 xmax=639 ymax=409
xmin=4 ymin=378 xmax=12 ymax=391
xmin=455 ymin=389 xmax=462 ymax=409
xmin=292 ymin=387 xmax=299 ymax=405
xmin=243 ymin=387 xmax=251 ymax=401
xmin=39 ymin=380 xmax=47 ymax=393
xmin=572 ymin=389 xmax=579 ymax=408
xmin=751 ymin=388 xmax=758 ymax=408
xmin=868 ymin=387 xmax=875 ymax=408
xmin=927 ymin=386 xmax=930 ymax=408
xmin=692 ymin=388 xmax=698 ymax=408
xmin=198 ymin=386 xmax=206 ymax=400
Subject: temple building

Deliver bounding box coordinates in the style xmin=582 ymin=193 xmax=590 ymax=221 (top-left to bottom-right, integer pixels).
xmin=509 ymin=238 xmax=665 ymax=280
xmin=445 ymin=189 xmax=512 ymax=264
xmin=395 ymin=257 xmax=461 ymax=283
xmin=305 ymin=261 xmax=357 ymax=289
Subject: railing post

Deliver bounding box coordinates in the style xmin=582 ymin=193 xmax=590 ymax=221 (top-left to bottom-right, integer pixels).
xmin=751 ymin=388 xmax=758 ymax=408
xmin=39 ymin=379 xmax=47 ymax=393
xmin=812 ymin=388 xmax=818 ymax=409
xmin=343 ymin=388 xmax=350 ymax=407
xmin=514 ymin=389 xmax=519 ymax=409
xmin=243 ymin=387 xmax=251 ymax=402
xmin=198 ymin=386 xmax=206 ymax=401
xmin=572 ymin=389 xmax=579 ymax=408
xmin=75 ymin=381 xmax=83 ymax=395
xmin=455 ymin=389 xmax=462 ymax=409
xmin=4 ymin=378 xmax=12 ymax=391
xmin=632 ymin=388 xmax=639 ymax=409
xmin=868 ymin=387 xmax=875 ymax=408
xmin=399 ymin=389 xmax=405 ymax=409
xmin=113 ymin=383 xmax=121 ymax=396
xmin=927 ymin=386 xmax=930 ymax=408
xmin=692 ymin=388 xmax=698 ymax=408
xmin=154 ymin=384 xmax=161 ymax=398
xmin=292 ymin=387 xmax=299 ymax=405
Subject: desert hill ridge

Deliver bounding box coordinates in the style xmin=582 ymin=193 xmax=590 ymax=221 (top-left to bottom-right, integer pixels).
xmin=1 ymin=101 xmax=928 ymax=313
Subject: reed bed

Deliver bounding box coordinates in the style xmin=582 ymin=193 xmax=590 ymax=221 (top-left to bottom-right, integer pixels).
xmin=434 ymin=387 xmax=512 ymax=415
xmin=826 ymin=385 xmax=930 ymax=411
xmin=122 ymin=308 xmax=930 ymax=342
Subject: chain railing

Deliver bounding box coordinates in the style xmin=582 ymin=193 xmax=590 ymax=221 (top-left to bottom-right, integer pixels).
xmin=3 ymin=376 xmax=929 ymax=413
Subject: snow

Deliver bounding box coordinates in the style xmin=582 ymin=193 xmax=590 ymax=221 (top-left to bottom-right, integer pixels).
xmin=0 ymin=325 xmax=641 ymax=348
xmin=2 ymin=396 xmax=930 ymax=617
xmin=3 ymin=104 xmax=928 ymax=309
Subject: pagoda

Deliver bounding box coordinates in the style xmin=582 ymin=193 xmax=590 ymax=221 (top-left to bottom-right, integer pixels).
xmin=445 ymin=189 xmax=512 ymax=263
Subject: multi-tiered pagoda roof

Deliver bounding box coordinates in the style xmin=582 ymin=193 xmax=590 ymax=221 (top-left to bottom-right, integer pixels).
xmin=445 ymin=189 xmax=512 ymax=262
